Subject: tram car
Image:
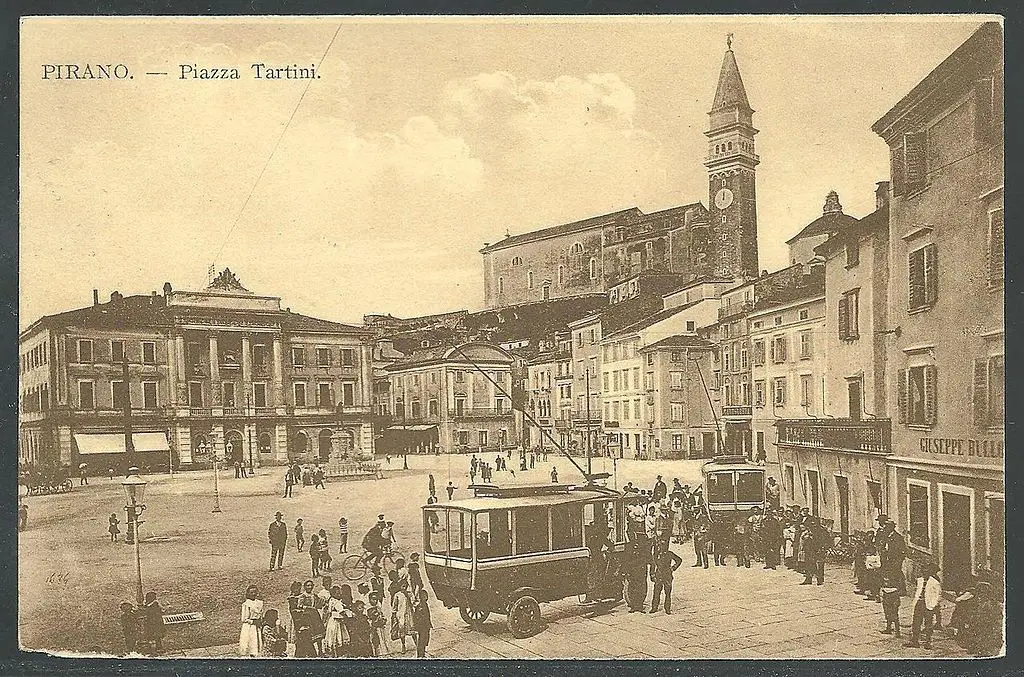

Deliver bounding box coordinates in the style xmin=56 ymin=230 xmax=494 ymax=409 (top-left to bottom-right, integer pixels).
xmin=421 ymin=483 xmax=629 ymax=638
xmin=701 ymin=455 xmax=767 ymax=529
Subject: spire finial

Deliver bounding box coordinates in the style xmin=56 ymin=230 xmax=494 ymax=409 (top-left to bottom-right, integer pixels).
xmin=726 ymin=33 xmax=733 ymax=50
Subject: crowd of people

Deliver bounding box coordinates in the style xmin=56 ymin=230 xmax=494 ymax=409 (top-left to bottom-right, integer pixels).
xmin=282 ymin=461 xmax=327 ymax=497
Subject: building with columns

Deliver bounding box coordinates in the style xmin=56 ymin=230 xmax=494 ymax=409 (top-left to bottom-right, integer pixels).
xmin=18 ymin=269 xmax=375 ymax=471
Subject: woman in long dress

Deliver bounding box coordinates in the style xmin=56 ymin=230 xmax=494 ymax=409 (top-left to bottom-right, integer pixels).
xmin=392 ymin=579 xmax=414 ymax=653
xmin=239 ymin=585 xmax=264 ymax=656
xmin=367 ymin=591 xmax=390 ymax=657
xmin=298 ymin=579 xmax=325 ymax=656
xmin=322 ymin=586 xmax=351 ymax=657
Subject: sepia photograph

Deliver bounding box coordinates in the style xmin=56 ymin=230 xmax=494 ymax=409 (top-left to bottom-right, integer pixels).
xmin=17 ymin=14 xmax=1004 ymax=660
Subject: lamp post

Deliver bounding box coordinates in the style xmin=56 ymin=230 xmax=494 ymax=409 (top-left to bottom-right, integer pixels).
xmin=121 ymin=467 xmax=148 ymax=607
xmin=202 ymin=440 xmax=222 ymax=513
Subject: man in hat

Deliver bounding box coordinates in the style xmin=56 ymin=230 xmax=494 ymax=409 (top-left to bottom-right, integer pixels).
xmin=268 ymin=511 xmax=288 ymax=571
xmin=652 ymin=475 xmax=667 ymax=502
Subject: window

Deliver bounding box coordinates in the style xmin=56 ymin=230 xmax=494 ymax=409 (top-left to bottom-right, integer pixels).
xmin=455 ymin=370 xmax=465 ymax=383
xmin=670 ymin=371 xmax=684 ymax=389
xmin=686 ymin=321 xmax=696 ymax=332
xmin=78 ymin=381 xmax=95 ymax=409
xmin=411 ymin=400 xmax=422 ymax=418
xmin=752 ymin=320 xmax=762 ymax=330
xmin=773 ymin=377 xmax=787 ymax=406
xmin=903 ymin=131 xmax=928 ymax=193
xmin=845 ymin=241 xmax=860 ymax=268
xmin=222 ymin=382 xmax=236 ymax=408
xmin=551 ymin=504 xmax=583 ymax=550
xmin=111 ymin=381 xmax=128 ymax=409
xmin=478 ymin=430 xmax=488 ymax=447
xmin=77 ymin=339 xmax=93 ymax=363
xmin=343 ymin=382 xmax=356 ymax=407
xmin=188 ymin=382 xmax=203 ymax=407
xmin=722 ymin=350 xmax=730 ymax=372
xmin=589 ymin=330 xmax=596 ymax=345
xmin=318 ymin=383 xmax=332 ymax=407
xmin=799 ymin=374 xmax=812 ymax=407
xmin=632 ymin=368 xmax=640 ymax=390
xmin=294 ymin=383 xmax=307 ymax=407
xmin=754 ymin=380 xmax=766 ymax=407
xmin=291 ymin=346 xmax=305 ymax=367
xmin=799 ymin=309 xmax=809 ymax=322
xmin=515 ymin=506 xmax=549 ymax=554
xmin=799 ymin=330 xmax=812 ymax=359
xmin=740 ymin=345 xmax=749 ymax=369
xmin=110 ymin=340 xmax=125 ymax=363
xmin=527 ymin=271 xmax=534 ymax=289
xmin=496 ymin=398 xmax=507 ymax=414
xmin=613 ymin=371 xmax=621 ymax=392
xmin=909 ymin=244 xmax=938 ymax=311
xmin=497 ymin=277 xmax=503 ymax=295
xmin=988 ymin=209 xmax=1004 ymax=284
xmin=315 ymin=347 xmax=330 ymax=367
xmin=752 ymin=339 xmax=765 ymax=366
xmin=576 ymin=332 xmax=584 ymax=348
xmin=253 ymin=383 xmax=267 ymax=408
xmin=670 ymin=403 xmax=684 ymax=421
xmin=589 ymin=258 xmax=597 ymax=280
xmin=340 ymin=348 xmax=355 ymax=366
xmin=671 ymin=351 xmax=683 ymax=363
xmin=634 ymin=398 xmax=641 ymax=419
xmin=142 ymin=341 xmax=156 ymax=364
xmin=898 ymin=365 xmax=937 ymax=427
xmin=511 ymin=256 xmax=523 ymax=267
xmin=557 ymin=265 xmax=564 ymax=286
xmin=672 ymin=434 xmax=684 ymax=451
xmin=908 ymin=481 xmax=931 ymax=549
xmin=774 ymin=315 xmax=783 ymax=326
xmin=143 ymin=381 xmax=158 ymax=409
xmin=570 ymin=242 xmax=583 ymax=255
xmin=973 ymin=355 xmax=1004 ymax=429
xmin=602 ymin=372 xmax=610 ymax=390
xmin=771 ymin=336 xmax=787 ymax=363
xmin=839 ymin=290 xmax=860 ymax=340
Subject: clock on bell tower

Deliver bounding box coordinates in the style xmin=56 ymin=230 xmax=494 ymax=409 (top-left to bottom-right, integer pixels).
xmin=703 ymin=35 xmax=759 ymax=280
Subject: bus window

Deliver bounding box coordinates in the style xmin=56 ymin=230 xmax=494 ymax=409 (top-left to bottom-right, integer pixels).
xmin=476 ymin=509 xmax=512 ymax=559
xmin=450 ymin=511 xmax=471 ymax=558
xmin=514 ymin=507 xmax=550 ymax=554
xmin=707 ymin=472 xmax=735 ymax=504
xmin=424 ymin=508 xmax=448 ymax=555
xmin=551 ymin=503 xmax=583 ymax=550
xmin=736 ymin=471 xmax=765 ymax=503
xmin=584 ymin=501 xmax=620 ymax=543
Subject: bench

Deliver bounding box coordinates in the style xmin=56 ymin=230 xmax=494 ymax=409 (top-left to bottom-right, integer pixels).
xmin=326 ymin=462 xmax=384 ymax=481
xmin=162 ymin=612 xmax=204 ymax=625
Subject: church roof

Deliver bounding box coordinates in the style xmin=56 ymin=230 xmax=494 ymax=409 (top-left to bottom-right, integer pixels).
xmin=711 ymin=46 xmax=752 ymax=112
xmin=785 ymin=191 xmax=859 ymax=244
xmin=480 ymin=208 xmax=642 ymax=253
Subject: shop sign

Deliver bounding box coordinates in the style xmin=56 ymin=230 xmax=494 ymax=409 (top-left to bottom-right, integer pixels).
xmin=919 ymin=437 xmax=1004 ymax=459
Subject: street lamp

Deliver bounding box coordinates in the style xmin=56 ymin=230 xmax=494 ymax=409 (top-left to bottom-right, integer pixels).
xmin=200 ymin=440 xmax=221 ymax=513
xmin=121 ymin=467 xmax=148 ymax=607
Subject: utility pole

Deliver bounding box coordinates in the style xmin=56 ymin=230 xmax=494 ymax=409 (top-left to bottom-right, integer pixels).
xmin=584 ymin=367 xmax=592 ymax=479
xmin=122 ymin=358 xmax=135 ymax=468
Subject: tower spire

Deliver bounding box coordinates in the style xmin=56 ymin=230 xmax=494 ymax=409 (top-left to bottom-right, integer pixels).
xmin=711 ymin=39 xmax=752 ymax=114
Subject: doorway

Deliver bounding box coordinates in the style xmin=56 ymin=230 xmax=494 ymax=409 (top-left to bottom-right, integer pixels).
xmin=702 ymin=432 xmax=716 ymax=458
xmin=848 ymin=379 xmax=862 ymax=421
xmin=806 ymin=470 xmax=820 ymax=516
xmin=942 ymin=490 xmax=973 ymax=591
xmin=318 ymin=429 xmax=333 ymax=462
xmin=835 ymin=475 xmax=850 ymax=535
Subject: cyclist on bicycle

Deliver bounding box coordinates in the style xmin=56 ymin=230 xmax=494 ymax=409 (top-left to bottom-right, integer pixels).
xmin=361 ymin=525 xmax=386 ymax=568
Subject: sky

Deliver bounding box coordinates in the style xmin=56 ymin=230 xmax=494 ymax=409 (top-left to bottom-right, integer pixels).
xmin=20 ymin=16 xmax=990 ymax=329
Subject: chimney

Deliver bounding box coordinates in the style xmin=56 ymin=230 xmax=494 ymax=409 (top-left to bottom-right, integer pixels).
xmin=875 ymin=181 xmax=891 ymax=210
xmin=110 ymin=291 xmax=120 ymax=304
xmin=163 ymin=282 xmax=172 ymax=299
xmin=92 ymin=289 xmax=99 ymax=306
xmin=151 ymin=291 xmax=158 ymax=305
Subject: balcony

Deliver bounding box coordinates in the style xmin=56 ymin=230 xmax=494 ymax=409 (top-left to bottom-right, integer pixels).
xmin=718 ymin=300 xmax=752 ymax=321
xmin=722 ymin=405 xmax=752 ymax=418
xmin=776 ymin=418 xmax=891 ymax=455
xmin=449 ymin=407 xmax=514 ymax=419
xmin=571 ymin=410 xmax=602 ymax=425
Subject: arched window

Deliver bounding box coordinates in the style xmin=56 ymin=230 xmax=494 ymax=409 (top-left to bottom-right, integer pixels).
xmin=498 ymin=276 xmax=503 ymax=294
xmin=727 ymin=141 xmax=733 ymax=150
xmin=589 ymin=258 xmax=597 ymax=280
xmin=511 ymin=256 xmax=523 ymax=267
xmin=527 ymin=271 xmax=534 ymax=289
xmin=557 ymin=265 xmax=564 ymax=286
xmin=570 ymin=242 xmax=583 ymax=255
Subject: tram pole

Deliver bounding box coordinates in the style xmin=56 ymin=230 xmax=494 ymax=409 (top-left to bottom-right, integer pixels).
xmin=585 ymin=368 xmax=592 ymax=479
xmin=690 ymin=351 xmax=725 ymax=456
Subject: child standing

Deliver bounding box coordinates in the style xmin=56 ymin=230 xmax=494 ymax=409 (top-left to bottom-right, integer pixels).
xmin=408 ymin=553 xmax=423 ymax=597
xmin=295 ymin=518 xmax=305 ymax=552
xmin=261 ymin=608 xmax=288 ymax=657
xmin=309 ymin=534 xmax=321 ymax=577
xmin=317 ymin=529 xmax=332 ymax=571
xmin=109 ymin=513 xmax=121 ymax=542
xmin=338 ymin=517 xmax=349 ymax=554
xmin=881 ymin=576 xmax=902 ymax=637
xmin=905 ymin=562 xmax=942 ymax=649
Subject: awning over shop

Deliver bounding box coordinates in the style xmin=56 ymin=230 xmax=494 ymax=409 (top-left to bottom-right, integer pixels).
xmin=385 ymin=424 xmax=438 ymax=432
xmin=74 ymin=432 xmax=170 ymax=455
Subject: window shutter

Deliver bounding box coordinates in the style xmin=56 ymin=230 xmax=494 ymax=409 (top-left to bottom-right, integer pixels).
xmin=989 ymin=210 xmax=1004 ymax=283
xmin=897 ymin=369 xmax=908 ymax=424
xmin=904 ymin=132 xmax=927 ymax=190
xmin=890 ymin=144 xmax=906 ymax=196
xmin=924 ymin=244 xmax=938 ymax=305
xmin=838 ymin=296 xmax=849 ymax=339
xmin=780 ymin=338 xmax=787 ymax=362
xmin=975 ymin=77 xmax=994 ymax=145
xmin=924 ymin=365 xmax=937 ymax=426
xmin=973 ymin=359 xmax=989 ymax=428
xmin=770 ymin=339 xmax=776 ymax=363
xmin=909 ymin=248 xmax=925 ymax=309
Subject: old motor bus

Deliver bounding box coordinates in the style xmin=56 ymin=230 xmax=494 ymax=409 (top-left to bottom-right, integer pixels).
xmin=421 ymin=483 xmax=628 ymax=638
xmin=701 ymin=455 xmax=766 ymax=527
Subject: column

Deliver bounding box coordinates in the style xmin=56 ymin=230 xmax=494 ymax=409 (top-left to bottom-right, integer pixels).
xmin=208 ymin=334 xmax=221 ymax=405
xmin=274 ymin=422 xmax=289 ymax=463
xmin=272 ymin=338 xmax=284 ymax=409
xmin=175 ymin=335 xmax=187 ymax=405
xmin=241 ymin=334 xmax=252 ymax=406
xmin=360 ymin=343 xmax=372 ymax=407
xmin=173 ymin=424 xmax=193 ymax=465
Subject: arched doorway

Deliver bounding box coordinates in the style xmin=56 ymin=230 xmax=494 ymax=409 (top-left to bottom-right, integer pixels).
xmin=225 ymin=430 xmax=244 ymax=464
xmin=318 ymin=429 xmax=333 ymax=462
xmin=192 ymin=434 xmax=211 ymax=461
xmin=290 ymin=431 xmax=309 ymax=461
xmin=258 ymin=431 xmax=273 ymax=457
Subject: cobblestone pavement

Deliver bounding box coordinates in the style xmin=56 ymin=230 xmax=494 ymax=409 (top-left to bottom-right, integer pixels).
xmin=183 ymin=557 xmax=968 ymax=659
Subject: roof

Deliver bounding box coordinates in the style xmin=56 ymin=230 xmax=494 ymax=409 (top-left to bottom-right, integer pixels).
xmin=814 ymin=205 xmax=890 ymax=257
xmin=384 ymin=341 xmax=513 ymax=371
xmin=427 ymin=487 xmax=617 ymax=512
xmin=480 ymin=208 xmax=642 ymax=253
xmin=281 ymin=312 xmax=369 ymax=335
xmin=872 ymin=22 xmax=1002 ymax=140
xmin=604 ymin=299 xmax=703 ymax=340
xmin=785 ymin=192 xmax=858 ymax=245
xmin=640 ymin=334 xmax=715 ymax=352
xmin=711 ymin=47 xmax=752 ymax=112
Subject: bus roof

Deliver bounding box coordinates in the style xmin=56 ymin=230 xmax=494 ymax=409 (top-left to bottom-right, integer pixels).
xmin=424 ymin=487 xmax=619 ymax=512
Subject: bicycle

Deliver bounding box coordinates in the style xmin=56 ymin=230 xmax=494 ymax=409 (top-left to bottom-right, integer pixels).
xmin=341 ymin=547 xmax=404 ymax=581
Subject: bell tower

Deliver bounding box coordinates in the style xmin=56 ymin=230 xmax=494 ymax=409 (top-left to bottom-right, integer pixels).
xmin=704 ymin=34 xmax=759 ymax=279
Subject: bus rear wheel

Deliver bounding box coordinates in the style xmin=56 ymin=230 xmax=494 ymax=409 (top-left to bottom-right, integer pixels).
xmin=459 ymin=606 xmax=490 ymax=627
xmin=506 ymin=595 xmax=541 ymax=638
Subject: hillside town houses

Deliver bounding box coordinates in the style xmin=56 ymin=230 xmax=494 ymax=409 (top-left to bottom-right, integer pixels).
xmin=20 ymin=23 xmax=1003 ymax=590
